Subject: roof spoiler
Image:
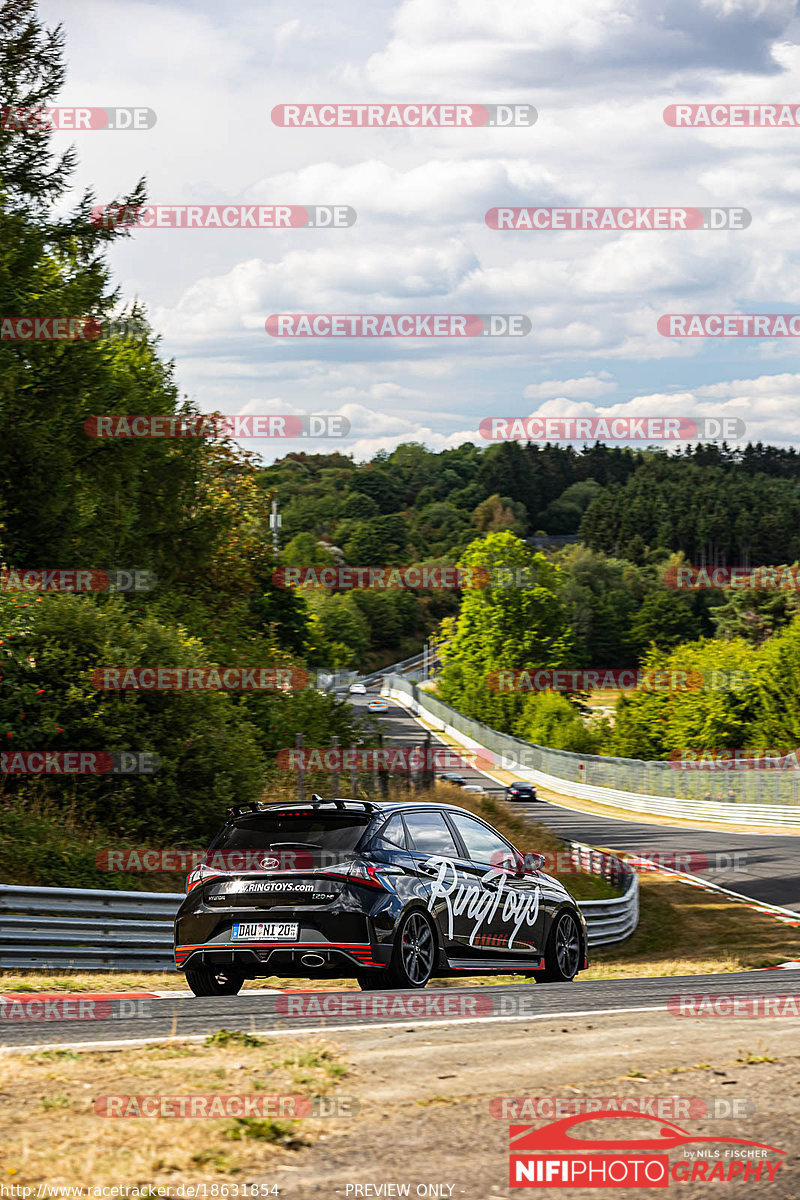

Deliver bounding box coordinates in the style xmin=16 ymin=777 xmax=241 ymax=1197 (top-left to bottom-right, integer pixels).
xmin=309 ymin=793 xmax=381 ymax=813
xmin=226 ymin=795 xmax=381 ymax=817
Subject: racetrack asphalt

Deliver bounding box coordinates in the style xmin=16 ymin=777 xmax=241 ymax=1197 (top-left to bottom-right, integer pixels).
xmin=2 ymin=970 xmax=799 ymax=1051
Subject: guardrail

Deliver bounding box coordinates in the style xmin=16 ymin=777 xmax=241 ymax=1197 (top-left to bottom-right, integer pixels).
xmin=0 ymin=854 xmax=637 ymax=970
xmin=324 ymin=647 xmax=443 ymax=693
xmin=383 ymin=674 xmax=800 ymax=828
xmin=0 ymin=885 xmax=181 ymax=971
xmin=567 ymin=842 xmax=639 ymax=947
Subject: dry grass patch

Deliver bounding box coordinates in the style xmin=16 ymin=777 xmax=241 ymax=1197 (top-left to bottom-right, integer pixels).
xmin=585 ymin=872 xmax=800 ymax=978
xmin=0 ymin=1035 xmax=351 ymax=1187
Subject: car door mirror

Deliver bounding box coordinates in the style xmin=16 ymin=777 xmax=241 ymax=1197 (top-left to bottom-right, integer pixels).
xmin=510 ymin=851 xmax=528 ymax=877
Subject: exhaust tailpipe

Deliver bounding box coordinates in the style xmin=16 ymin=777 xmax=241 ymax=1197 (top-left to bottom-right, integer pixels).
xmin=300 ymin=952 xmax=327 ymax=968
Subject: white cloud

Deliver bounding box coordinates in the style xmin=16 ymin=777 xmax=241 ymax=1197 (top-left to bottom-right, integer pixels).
xmin=35 ymin=0 xmax=800 ymax=460
xmin=524 ymin=372 xmax=617 ymax=399
xmin=364 ymin=0 xmax=795 ymax=93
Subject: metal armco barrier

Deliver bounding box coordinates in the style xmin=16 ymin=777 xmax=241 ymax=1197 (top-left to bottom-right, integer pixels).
xmin=0 ymin=885 xmax=181 ymax=971
xmin=383 ymin=675 xmax=800 ymax=828
xmin=567 ymin=843 xmax=639 ymax=947
xmin=0 ymin=856 xmax=637 ymax=970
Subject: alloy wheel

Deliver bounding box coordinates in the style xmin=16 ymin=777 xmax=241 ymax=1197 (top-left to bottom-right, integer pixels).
xmin=555 ymin=913 xmax=581 ymax=978
xmin=400 ymin=912 xmax=435 ymax=984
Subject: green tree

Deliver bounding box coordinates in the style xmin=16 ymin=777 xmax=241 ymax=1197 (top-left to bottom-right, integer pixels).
xmin=626 ymin=590 xmax=703 ymax=659
xmin=0 ymin=591 xmax=267 ymax=839
xmin=344 ymin=515 xmax=408 ymax=564
xmin=281 ymin=532 xmax=336 ymax=568
xmin=0 ymin=0 xmax=213 ymax=576
xmin=514 ymin=691 xmax=604 ymax=754
xmin=306 ymin=592 xmax=370 ymax=668
xmin=553 ymin=544 xmax=644 ymax=667
xmin=610 ymin=638 xmax=759 ymax=759
xmin=437 ymin=531 xmax=575 ymax=731
xmin=471 ymin=493 xmax=527 ymax=536
xmin=341 ymin=492 xmax=380 ymax=520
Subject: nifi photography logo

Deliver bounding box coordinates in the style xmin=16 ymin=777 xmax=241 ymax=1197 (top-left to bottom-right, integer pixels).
xmin=508 ymin=1111 xmax=784 ymax=1188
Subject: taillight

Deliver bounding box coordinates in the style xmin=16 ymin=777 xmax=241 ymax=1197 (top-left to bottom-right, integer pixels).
xmin=186 ymin=863 xmax=227 ymax=894
xmin=319 ymin=860 xmax=388 ymax=890
xmin=347 ymin=860 xmax=388 ymax=890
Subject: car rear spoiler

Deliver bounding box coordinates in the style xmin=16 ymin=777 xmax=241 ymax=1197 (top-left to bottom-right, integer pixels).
xmin=226 ymin=795 xmax=382 ymax=817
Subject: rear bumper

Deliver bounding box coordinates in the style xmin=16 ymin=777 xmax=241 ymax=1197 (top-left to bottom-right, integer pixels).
xmin=176 ymin=940 xmax=387 ymax=973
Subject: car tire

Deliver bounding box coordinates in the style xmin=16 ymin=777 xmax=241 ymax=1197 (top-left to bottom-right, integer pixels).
xmin=185 ymin=965 xmax=245 ymax=996
xmin=531 ymin=910 xmax=582 ymax=983
xmin=356 ymin=909 xmax=436 ymax=990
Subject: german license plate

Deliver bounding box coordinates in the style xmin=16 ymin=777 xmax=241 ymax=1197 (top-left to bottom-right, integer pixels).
xmin=232 ymin=922 xmax=299 ymax=941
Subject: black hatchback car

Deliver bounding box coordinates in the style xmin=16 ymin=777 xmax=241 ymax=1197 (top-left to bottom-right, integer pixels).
xmin=506 ymin=782 xmax=538 ymax=802
xmin=175 ymin=796 xmax=588 ymax=995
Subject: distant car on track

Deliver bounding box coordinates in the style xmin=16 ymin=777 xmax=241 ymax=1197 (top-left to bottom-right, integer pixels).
xmin=506 ymin=782 xmax=538 ymax=802
xmin=462 ymin=784 xmax=486 ymax=795
xmin=175 ymin=795 xmax=588 ymax=994
xmin=437 ymin=772 xmax=468 ymax=787
xmin=349 ymin=682 xmax=367 ymax=695
xmin=367 ymin=698 xmax=389 ymax=713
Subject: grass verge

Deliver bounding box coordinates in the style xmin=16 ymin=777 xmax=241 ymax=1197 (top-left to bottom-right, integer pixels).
xmin=0 ymin=1035 xmax=348 ymax=1186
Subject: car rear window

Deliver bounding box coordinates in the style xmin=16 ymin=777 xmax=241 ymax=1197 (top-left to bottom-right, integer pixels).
xmin=209 ymin=812 xmax=371 ymax=857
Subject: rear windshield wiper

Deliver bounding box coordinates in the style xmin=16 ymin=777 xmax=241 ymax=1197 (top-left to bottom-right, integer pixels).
xmin=268 ymin=841 xmax=320 ymax=850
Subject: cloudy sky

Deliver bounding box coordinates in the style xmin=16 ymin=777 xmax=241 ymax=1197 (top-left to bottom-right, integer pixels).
xmin=40 ymin=0 xmax=800 ymax=459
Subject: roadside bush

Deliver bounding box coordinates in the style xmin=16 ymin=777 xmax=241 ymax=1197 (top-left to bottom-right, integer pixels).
xmin=0 ymin=593 xmax=267 ymax=840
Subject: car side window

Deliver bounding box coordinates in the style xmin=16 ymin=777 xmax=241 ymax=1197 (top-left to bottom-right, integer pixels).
xmin=377 ymin=814 xmax=408 ymax=850
xmin=449 ymin=813 xmax=516 ymax=867
xmin=403 ymin=810 xmax=460 ymax=857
